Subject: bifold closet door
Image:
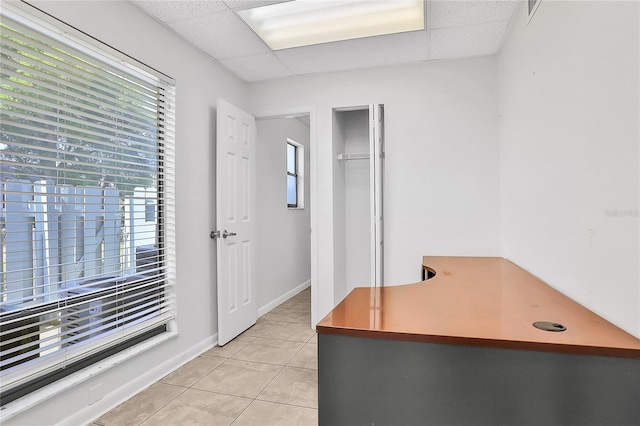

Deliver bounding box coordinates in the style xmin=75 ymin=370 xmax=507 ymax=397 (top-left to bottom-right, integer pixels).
xmin=369 ymin=104 xmax=384 ymax=287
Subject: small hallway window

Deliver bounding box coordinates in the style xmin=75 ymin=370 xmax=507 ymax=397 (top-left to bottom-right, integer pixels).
xmin=287 ymin=139 xmax=304 ymax=208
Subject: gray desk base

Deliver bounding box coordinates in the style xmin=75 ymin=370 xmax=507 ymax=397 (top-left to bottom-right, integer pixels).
xmin=318 ymin=334 xmax=639 ymax=426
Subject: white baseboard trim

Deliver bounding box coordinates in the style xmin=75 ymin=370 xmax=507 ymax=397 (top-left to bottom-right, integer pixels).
xmin=30 ymin=281 xmax=311 ymax=426
xmin=59 ymin=333 xmax=218 ymax=426
xmin=258 ymin=280 xmax=311 ymax=317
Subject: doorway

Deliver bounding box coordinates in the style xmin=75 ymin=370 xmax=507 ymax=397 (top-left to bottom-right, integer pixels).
xmin=332 ymin=105 xmax=385 ymax=302
xmin=255 ymin=112 xmax=315 ymax=327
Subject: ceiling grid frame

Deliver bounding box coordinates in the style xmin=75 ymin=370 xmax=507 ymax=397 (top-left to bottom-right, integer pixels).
xmin=131 ymin=0 xmax=520 ymax=82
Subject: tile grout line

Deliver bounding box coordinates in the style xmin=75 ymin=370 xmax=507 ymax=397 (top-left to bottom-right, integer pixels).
xmin=228 ymin=296 xmax=313 ymax=424
xmin=135 ymin=383 xmax=189 ymax=426
xmin=229 ymin=362 xmax=286 ymax=425
xmin=226 ymin=333 xmax=291 ymax=426
xmin=104 ymin=292 xmax=313 ymax=425
xmin=228 ymin=341 xmax=312 ymax=424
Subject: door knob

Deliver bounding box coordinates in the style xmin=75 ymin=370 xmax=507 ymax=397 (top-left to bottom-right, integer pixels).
xmin=222 ymin=230 xmax=236 ymax=239
xmin=211 ymin=230 xmax=236 ymax=239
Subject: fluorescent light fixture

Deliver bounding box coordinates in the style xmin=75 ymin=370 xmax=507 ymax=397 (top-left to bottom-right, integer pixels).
xmin=238 ymin=0 xmax=425 ymax=50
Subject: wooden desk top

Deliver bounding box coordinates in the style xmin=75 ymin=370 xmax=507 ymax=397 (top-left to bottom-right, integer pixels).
xmin=316 ymin=256 xmax=640 ymax=359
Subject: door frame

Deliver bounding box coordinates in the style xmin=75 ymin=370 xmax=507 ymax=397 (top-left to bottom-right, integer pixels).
xmin=370 ymin=104 xmax=384 ymax=288
xmin=253 ymin=105 xmax=318 ymax=327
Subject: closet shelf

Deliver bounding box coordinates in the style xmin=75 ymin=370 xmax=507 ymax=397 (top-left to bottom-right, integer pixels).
xmin=338 ymin=152 xmax=369 ymax=160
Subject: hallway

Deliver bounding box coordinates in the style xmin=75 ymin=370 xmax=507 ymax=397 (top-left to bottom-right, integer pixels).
xmin=91 ymin=288 xmax=316 ymax=425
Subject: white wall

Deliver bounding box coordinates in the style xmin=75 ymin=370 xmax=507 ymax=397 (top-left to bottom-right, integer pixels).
xmin=3 ymin=1 xmax=248 ymax=424
xmin=256 ymin=117 xmax=311 ymax=310
xmin=250 ymin=57 xmax=501 ymax=320
xmin=498 ymin=1 xmax=639 ymax=337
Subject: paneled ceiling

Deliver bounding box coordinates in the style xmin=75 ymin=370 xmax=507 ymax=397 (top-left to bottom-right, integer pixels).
xmin=131 ymin=0 xmax=520 ymax=82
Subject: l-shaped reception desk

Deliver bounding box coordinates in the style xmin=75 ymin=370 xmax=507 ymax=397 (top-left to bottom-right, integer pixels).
xmin=316 ymin=257 xmax=639 ymax=426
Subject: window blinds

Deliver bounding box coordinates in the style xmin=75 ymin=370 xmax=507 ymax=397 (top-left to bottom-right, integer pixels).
xmin=0 ymin=4 xmax=176 ymax=400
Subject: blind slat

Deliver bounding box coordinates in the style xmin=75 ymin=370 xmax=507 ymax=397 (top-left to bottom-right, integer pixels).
xmin=2 ymin=100 xmax=161 ymax=147
xmin=0 ymin=140 xmax=160 ymax=176
xmin=1 ymin=26 xmax=162 ymax=102
xmin=0 ymin=70 xmax=160 ymax=133
xmin=0 ymin=58 xmax=162 ymax=121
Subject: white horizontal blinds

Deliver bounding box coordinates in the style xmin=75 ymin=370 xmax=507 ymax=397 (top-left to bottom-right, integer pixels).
xmin=0 ymin=6 xmax=176 ymax=391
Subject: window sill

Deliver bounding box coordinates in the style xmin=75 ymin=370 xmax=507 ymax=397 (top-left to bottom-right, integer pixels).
xmin=0 ymin=331 xmax=178 ymax=422
xmin=288 ymin=207 xmax=305 ymax=211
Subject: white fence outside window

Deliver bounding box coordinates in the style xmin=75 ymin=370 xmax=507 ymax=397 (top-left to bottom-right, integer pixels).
xmin=1 ymin=181 xmax=157 ymax=305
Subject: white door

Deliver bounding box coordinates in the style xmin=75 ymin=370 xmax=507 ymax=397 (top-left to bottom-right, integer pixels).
xmin=215 ymin=99 xmax=257 ymax=345
xmin=369 ymin=104 xmax=384 ymax=287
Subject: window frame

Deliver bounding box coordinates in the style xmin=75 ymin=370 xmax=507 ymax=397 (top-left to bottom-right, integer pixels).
xmin=286 ymin=138 xmax=304 ymax=209
xmin=0 ymin=2 xmax=176 ymax=407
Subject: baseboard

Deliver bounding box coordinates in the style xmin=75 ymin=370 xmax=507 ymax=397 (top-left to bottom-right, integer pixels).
xmin=60 ymin=333 xmax=218 ymax=426
xmin=258 ymin=280 xmax=311 ymax=317
xmin=57 ymin=278 xmax=310 ymax=426
xmin=53 ymin=280 xmax=310 ymax=425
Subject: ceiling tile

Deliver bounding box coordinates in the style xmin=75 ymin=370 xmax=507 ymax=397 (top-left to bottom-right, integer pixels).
xmin=167 ymin=10 xmax=271 ymax=59
xmin=131 ymin=1 xmax=229 ymax=24
xmin=220 ymin=53 xmax=293 ymax=82
xmin=276 ymin=30 xmax=429 ymax=75
xmin=132 ymin=0 xmax=519 ymax=81
xmin=223 ymin=0 xmax=291 ymax=11
xmin=430 ymin=1 xmax=518 ymax=28
xmin=430 ymin=20 xmax=510 ymax=60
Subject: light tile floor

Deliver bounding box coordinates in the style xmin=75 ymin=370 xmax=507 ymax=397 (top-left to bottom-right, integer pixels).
xmin=91 ymin=288 xmax=317 ymax=426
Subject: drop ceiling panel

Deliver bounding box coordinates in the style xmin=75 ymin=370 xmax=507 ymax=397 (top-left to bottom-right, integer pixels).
xmin=133 ymin=0 xmax=229 ymax=24
xmin=276 ymin=30 xmax=429 ymax=75
xmin=430 ymin=20 xmax=510 ymax=60
xmin=167 ymin=10 xmax=271 ymax=59
xmin=430 ymin=1 xmax=519 ymax=28
xmin=223 ymin=0 xmax=291 ymax=11
xmin=220 ymin=53 xmax=293 ymax=81
xmin=131 ymin=0 xmax=520 ymax=82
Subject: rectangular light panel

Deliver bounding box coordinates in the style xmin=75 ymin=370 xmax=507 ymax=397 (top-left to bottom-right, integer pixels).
xmin=238 ymin=0 xmax=425 ymax=50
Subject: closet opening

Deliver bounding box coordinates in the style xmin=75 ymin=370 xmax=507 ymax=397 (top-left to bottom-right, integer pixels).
xmin=332 ymin=104 xmax=384 ymax=300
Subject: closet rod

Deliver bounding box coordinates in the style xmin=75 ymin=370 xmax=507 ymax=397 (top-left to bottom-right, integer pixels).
xmin=338 ymin=152 xmax=369 ymax=160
